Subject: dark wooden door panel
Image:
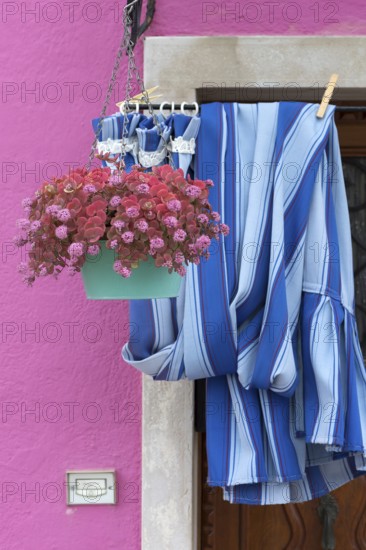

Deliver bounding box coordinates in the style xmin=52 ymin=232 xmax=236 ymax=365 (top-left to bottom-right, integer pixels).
xmin=240 ymin=501 xmax=309 ymax=550
xmin=332 ymin=478 xmax=366 ymax=550
xmin=201 ymin=487 xmax=239 ymax=550
xmin=240 ymin=478 xmax=366 ymax=550
xmin=200 ymin=439 xmax=366 ymax=550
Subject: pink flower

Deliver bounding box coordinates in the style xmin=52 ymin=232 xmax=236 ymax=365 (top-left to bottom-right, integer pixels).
xmin=176 ymin=266 xmax=186 ymax=277
xmin=150 ymin=237 xmax=165 ymax=249
xmin=68 ymin=242 xmax=84 ymax=258
xmin=110 ymin=239 xmax=118 ymax=249
xmin=135 ymin=219 xmax=148 ymax=232
xmin=22 ymin=198 xmax=32 ymax=209
xmin=113 ymin=220 xmax=125 ymax=231
xmin=30 ymin=220 xmax=41 ymax=232
xmin=197 ymin=214 xmax=209 ymax=224
xmin=84 ymin=184 xmax=96 ymax=193
xmin=113 ymin=261 xmax=131 ymax=278
xmin=110 ymin=172 xmax=123 ymax=186
xmin=121 ymin=231 xmax=134 ymax=243
xmin=55 ymin=225 xmax=68 ymax=239
xmin=120 ymin=267 xmax=132 ymax=278
xmin=185 ymin=185 xmax=201 ymax=198
xmin=173 ymin=229 xmax=187 ymax=242
xmin=195 ymin=235 xmax=211 ymax=250
xmin=113 ymin=260 xmax=123 ymax=272
xmin=126 ymin=206 xmax=140 ymax=218
xmin=163 ymin=216 xmax=178 ymax=228
xmin=136 ymin=184 xmax=150 ymax=194
xmin=45 ymin=205 xmax=61 ymax=216
xmin=212 ymin=211 xmax=221 ymax=221
xmin=87 ymin=244 xmax=100 ymax=256
xmin=16 ymin=218 xmax=30 ymax=231
xmin=174 ymin=251 xmax=185 ymax=264
xmin=167 ymin=199 xmax=181 ymax=212
xmin=220 ymin=223 xmax=230 ymax=236
xmin=14 ymin=235 xmax=27 ymax=247
xmin=39 ymin=266 xmax=48 ymax=276
xmin=57 ymin=209 xmax=71 ymax=222
xmin=109 ymin=196 xmax=121 ymax=207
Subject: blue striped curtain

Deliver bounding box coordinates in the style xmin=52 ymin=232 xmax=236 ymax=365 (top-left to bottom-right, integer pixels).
xmin=122 ymin=102 xmax=366 ymax=505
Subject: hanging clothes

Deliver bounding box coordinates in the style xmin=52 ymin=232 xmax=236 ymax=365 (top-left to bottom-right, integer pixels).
xmin=121 ymin=102 xmax=366 ymax=505
xmin=92 ymin=111 xmax=200 ymax=173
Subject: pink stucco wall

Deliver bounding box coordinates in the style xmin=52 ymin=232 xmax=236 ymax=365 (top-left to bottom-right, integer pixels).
xmin=1 ymin=1 xmax=365 ymax=548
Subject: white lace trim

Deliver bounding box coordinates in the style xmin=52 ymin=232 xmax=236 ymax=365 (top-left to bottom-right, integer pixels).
xmin=138 ymin=147 xmax=167 ymax=168
xmin=97 ymin=137 xmax=138 ymax=156
xmin=97 ymin=136 xmax=197 ymax=166
xmin=168 ymin=136 xmax=196 ymax=154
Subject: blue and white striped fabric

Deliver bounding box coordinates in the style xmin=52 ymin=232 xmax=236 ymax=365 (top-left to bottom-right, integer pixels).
xmin=92 ymin=111 xmax=201 ymax=174
xmin=122 ymin=102 xmax=366 ymax=504
xmin=92 ymin=112 xmax=144 ymax=171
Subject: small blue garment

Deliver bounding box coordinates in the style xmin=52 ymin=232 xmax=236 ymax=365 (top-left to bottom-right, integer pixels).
xmin=92 ymin=112 xmax=146 ymax=172
xmin=92 ymin=111 xmax=201 ymax=174
xmin=122 ymin=102 xmax=366 ymax=505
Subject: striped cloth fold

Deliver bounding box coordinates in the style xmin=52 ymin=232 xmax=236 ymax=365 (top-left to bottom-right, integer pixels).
xmin=122 ymin=102 xmax=366 ymax=504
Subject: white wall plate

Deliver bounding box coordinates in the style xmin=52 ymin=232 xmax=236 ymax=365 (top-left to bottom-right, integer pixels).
xmin=66 ymin=470 xmax=117 ymax=505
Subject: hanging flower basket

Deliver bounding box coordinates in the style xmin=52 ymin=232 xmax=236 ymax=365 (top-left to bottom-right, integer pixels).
xmin=82 ymin=241 xmax=181 ymax=299
xmin=15 ymin=164 xmax=229 ymax=299
xmin=14 ymin=3 xmax=229 ymax=300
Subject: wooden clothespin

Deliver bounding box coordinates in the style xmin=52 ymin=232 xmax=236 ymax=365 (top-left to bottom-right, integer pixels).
xmin=316 ymin=74 xmax=339 ymax=119
xmin=116 ymin=86 xmax=162 ymax=109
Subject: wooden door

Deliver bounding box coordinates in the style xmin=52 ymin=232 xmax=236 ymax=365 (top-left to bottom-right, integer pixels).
xmin=197 ymin=106 xmax=366 ymax=550
xmin=199 ymin=434 xmax=366 ymax=550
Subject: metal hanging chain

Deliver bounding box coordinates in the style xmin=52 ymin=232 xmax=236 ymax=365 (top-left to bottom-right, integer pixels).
xmin=119 ymin=8 xmax=137 ymax=168
xmin=124 ymin=37 xmax=175 ymax=167
xmin=87 ymin=0 xmax=174 ymax=171
xmin=86 ymin=0 xmax=138 ymax=170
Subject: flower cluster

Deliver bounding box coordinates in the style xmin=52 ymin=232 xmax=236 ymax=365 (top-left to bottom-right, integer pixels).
xmin=15 ymin=164 xmax=229 ymax=284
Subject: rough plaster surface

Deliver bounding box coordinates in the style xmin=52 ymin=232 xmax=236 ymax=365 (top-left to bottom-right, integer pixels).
xmin=147 ymin=0 xmax=366 ymax=36
xmin=1 ymin=0 xmax=365 ymax=548
xmin=144 ymin=35 xmax=366 ymax=102
xmin=141 ymin=378 xmax=196 ymax=550
xmin=0 ymin=3 xmax=142 ymax=549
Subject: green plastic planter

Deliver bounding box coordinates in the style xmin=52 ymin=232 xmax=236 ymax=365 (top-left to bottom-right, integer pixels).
xmin=81 ymin=241 xmax=182 ymax=300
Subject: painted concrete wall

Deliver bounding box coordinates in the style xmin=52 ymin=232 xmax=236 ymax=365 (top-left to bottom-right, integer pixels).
xmin=1 ymin=0 xmax=364 ymax=548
